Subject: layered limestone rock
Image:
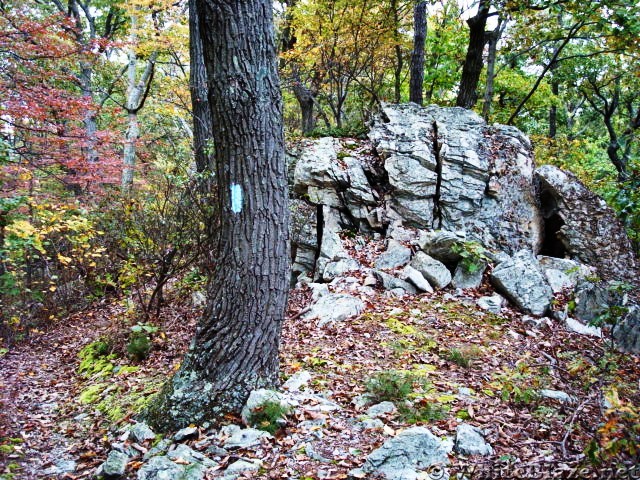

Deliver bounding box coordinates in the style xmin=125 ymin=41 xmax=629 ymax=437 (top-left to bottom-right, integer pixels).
xmin=288 ymin=103 xmax=639 ymax=352
xmin=369 ymin=103 xmax=542 ymax=254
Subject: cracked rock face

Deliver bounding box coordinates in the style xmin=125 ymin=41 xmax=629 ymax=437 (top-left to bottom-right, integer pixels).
xmin=369 ymin=103 xmax=542 ymax=254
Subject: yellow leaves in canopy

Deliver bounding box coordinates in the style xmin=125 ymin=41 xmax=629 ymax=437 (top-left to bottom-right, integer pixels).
xmin=57 ymin=253 xmax=73 ymax=265
xmin=287 ymin=0 xmax=411 ymax=80
xmin=6 ymin=219 xmax=38 ymax=240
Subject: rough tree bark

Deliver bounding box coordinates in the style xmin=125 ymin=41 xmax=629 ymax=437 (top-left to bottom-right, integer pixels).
xmin=456 ymin=0 xmax=491 ymax=109
xmin=409 ymin=1 xmax=427 ymax=105
xmin=189 ymin=0 xmax=214 ymax=173
xmin=481 ymin=18 xmax=503 ymax=120
xmin=144 ymin=0 xmax=290 ymax=432
xmin=391 ymin=0 xmax=403 ymax=103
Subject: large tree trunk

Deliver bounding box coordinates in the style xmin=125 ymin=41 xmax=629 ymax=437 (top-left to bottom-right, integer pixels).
xmin=189 ymin=0 xmax=214 ymax=173
xmin=144 ymin=0 xmax=289 ymax=432
xmin=456 ymin=0 xmax=490 ymax=109
xmin=409 ymin=1 xmax=427 ymax=105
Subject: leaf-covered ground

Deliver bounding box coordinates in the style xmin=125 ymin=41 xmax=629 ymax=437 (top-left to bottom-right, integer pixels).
xmin=1 ymin=256 xmax=639 ymax=479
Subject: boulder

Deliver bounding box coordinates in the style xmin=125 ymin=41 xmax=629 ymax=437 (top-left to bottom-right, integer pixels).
xmin=352 ymin=426 xmax=449 ymax=480
xmin=572 ymin=279 xmax=618 ymax=325
xmin=565 ymin=317 xmax=602 ymax=338
xmin=537 ymin=256 xmax=586 ymax=293
xmin=282 ymin=370 xmax=312 ymax=392
xmin=375 ymin=239 xmax=412 ymax=269
xmin=167 ymin=445 xmax=216 ymax=468
xmin=137 ymin=456 xmax=188 ymax=480
xmin=99 ymin=451 xmax=129 ymax=477
xmin=373 ymin=270 xmax=418 ymax=294
xmin=222 ymin=428 xmax=272 ymax=449
xmin=454 ymin=424 xmax=493 ymax=456
xmin=322 ymin=258 xmax=361 ymax=281
xmin=365 ymin=401 xmax=397 ymax=418
xmin=174 ymin=426 xmax=199 ymax=442
xmin=303 ymin=293 xmax=365 ymax=326
xmin=410 ymin=252 xmax=451 ymax=289
xmin=241 ymin=389 xmax=293 ymax=425
xmin=477 ymin=294 xmax=505 ymax=314
xmin=290 ymin=199 xmax=318 ymax=280
xmin=612 ymin=305 xmax=640 ymax=354
xmin=292 ymin=137 xmax=375 ymax=223
xmin=223 ymin=459 xmax=262 ymax=479
xmin=491 ymin=251 xmax=553 ymax=316
xmin=41 ymin=460 xmax=76 ymax=476
xmin=400 ymin=265 xmax=434 ymax=293
xmin=419 ymin=230 xmax=465 ymax=263
xmin=535 ymin=165 xmax=638 ymax=284
xmin=315 ymin=207 xmax=360 ymax=281
xmin=130 ymin=422 xmax=156 ymax=443
xmin=369 ymin=104 xmax=542 ymax=254
xmin=539 ymin=389 xmax=575 ymax=404
xmin=452 ymin=262 xmax=485 ymax=290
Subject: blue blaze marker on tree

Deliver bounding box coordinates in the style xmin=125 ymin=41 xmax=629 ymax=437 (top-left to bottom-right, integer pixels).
xmin=230 ymin=183 xmax=243 ymax=213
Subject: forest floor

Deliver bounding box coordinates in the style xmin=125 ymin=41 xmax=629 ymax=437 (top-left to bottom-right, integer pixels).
xmin=1 ymin=260 xmax=640 ymax=479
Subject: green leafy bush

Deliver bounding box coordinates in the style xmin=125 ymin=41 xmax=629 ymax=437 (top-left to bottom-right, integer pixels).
xmin=451 ymin=241 xmax=490 ymax=274
xmin=1 ymin=197 xmax=108 ymax=343
xmin=398 ymin=401 xmax=447 ymax=424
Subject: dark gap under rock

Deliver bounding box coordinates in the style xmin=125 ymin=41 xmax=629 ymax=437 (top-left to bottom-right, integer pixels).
xmin=538 ymin=188 xmax=568 ymax=258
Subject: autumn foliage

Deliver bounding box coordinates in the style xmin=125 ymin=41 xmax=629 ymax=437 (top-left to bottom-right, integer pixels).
xmin=0 ymin=3 xmax=121 ymax=197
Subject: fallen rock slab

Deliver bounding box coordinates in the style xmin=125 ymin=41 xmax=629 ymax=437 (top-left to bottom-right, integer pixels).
xmin=373 ymin=270 xmax=418 ymax=294
xmin=410 ymin=252 xmax=451 ymax=289
xmin=351 ymin=426 xmax=449 ymax=479
xmin=454 ymin=423 xmax=493 ymax=456
xmin=223 ymin=428 xmax=272 ymax=449
xmin=491 ymin=250 xmax=553 ymax=316
xmin=375 ymin=239 xmax=412 ymax=269
xmin=303 ymin=293 xmax=365 ymax=326
xmin=612 ymin=305 xmax=640 ymax=354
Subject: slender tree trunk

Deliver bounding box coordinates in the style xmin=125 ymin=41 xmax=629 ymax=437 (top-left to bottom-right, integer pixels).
xmin=144 ymin=0 xmax=289 ymax=432
xmin=456 ymin=0 xmax=490 ymax=109
xmin=79 ymin=64 xmax=99 ymax=164
xmin=409 ymin=1 xmax=427 ymax=105
xmin=293 ymin=81 xmax=316 ymax=134
xmin=549 ymin=78 xmax=559 ymax=138
xmin=121 ymin=14 xmax=157 ymax=192
xmin=391 ymin=0 xmax=403 ymax=103
xmin=189 ymin=0 xmax=214 ymax=173
xmin=281 ymin=0 xmax=318 ymax=135
xmin=507 ymin=20 xmax=584 ymax=125
xmin=122 ymin=112 xmax=138 ymax=190
xmin=482 ymin=19 xmax=502 ymax=121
